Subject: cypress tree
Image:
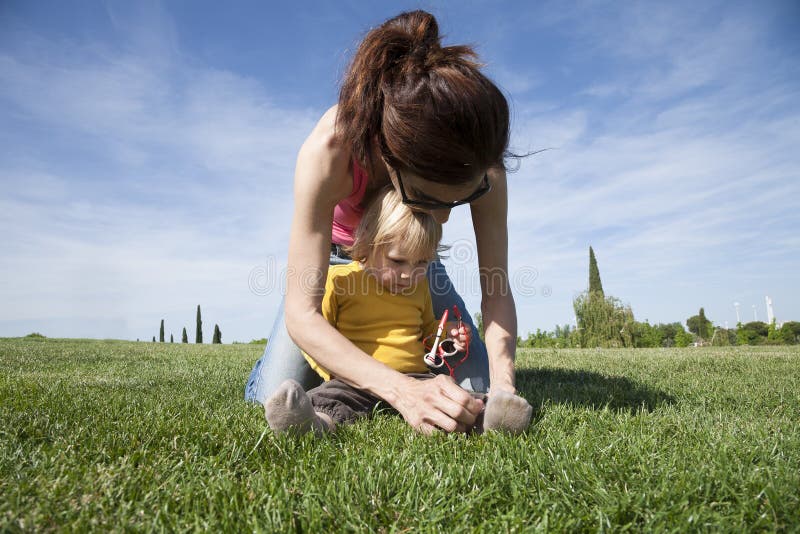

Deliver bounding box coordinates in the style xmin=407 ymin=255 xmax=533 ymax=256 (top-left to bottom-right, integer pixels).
xmin=159 ymin=319 xmax=165 ymax=343
xmin=589 ymin=246 xmax=604 ymax=297
xmin=170 ymin=334 xmax=174 ymax=343
xmin=698 ymin=308 xmax=708 ymax=339
xmin=152 ymin=336 xmax=156 ymax=342
xmin=213 ymin=324 xmax=222 ymax=344
xmin=196 ymin=305 xmax=203 ymax=344
xmin=182 ymin=327 xmax=188 ymax=344
xmin=687 ymin=307 xmax=713 ymax=340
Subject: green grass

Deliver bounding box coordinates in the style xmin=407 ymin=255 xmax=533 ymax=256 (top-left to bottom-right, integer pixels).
xmin=1 ymin=338 xmax=799 ymax=532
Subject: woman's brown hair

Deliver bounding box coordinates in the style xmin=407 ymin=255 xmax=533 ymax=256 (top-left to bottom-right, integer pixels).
xmin=336 ymin=10 xmax=510 ymax=185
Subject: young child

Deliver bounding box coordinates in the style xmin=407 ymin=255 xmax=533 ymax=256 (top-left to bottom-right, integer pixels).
xmin=264 ymin=188 xmax=532 ymax=435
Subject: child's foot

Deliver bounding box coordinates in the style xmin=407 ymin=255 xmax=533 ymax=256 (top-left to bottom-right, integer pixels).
xmin=264 ymin=379 xmax=331 ymax=436
xmin=483 ymin=392 xmax=533 ymax=434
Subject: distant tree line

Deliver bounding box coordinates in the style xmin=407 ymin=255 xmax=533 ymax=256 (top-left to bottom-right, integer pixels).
xmin=517 ymin=247 xmax=799 ymax=348
xmin=150 ymin=305 xmax=223 ymax=344
xmin=518 ymin=317 xmax=800 ymax=349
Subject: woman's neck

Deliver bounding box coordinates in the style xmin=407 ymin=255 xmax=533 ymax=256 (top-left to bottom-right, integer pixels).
xmin=360 ymin=154 xmax=392 ymax=205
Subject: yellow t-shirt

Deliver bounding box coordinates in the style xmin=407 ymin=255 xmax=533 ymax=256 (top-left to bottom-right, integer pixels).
xmin=303 ymin=261 xmax=439 ymax=380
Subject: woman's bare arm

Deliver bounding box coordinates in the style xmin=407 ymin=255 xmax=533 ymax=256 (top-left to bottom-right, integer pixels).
xmin=470 ymin=165 xmax=518 ymax=395
xmin=284 ymin=107 xmax=483 ymax=433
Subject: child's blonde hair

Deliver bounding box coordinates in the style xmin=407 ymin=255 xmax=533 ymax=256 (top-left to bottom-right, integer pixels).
xmin=348 ymin=187 xmax=442 ymax=263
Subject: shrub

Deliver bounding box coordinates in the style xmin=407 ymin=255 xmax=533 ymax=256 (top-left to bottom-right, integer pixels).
xmin=674 ymin=329 xmax=694 ymax=347
xmin=573 ymin=291 xmax=635 ymax=348
xmin=780 ymin=321 xmax=800 ymax=344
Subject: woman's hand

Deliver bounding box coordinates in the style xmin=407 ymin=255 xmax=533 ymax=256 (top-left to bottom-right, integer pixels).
xmin=392 ymin=375 xmax=484 ymax=435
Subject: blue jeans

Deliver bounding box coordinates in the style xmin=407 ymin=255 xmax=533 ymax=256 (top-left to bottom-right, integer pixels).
xmin=244 ymin=255 xmax=489 ymax=405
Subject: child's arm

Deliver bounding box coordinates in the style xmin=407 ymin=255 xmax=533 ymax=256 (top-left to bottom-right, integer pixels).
xmin=421 ymin=291 xmax=471 ymax=352
xmin=447 ymin=322 xmax=471 ymax=353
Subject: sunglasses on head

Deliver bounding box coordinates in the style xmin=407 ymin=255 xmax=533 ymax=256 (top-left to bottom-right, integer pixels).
xmin=394 ymin=168 xmax=492 ymax=210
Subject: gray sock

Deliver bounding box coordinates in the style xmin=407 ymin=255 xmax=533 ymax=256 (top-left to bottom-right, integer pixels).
xmin=483 ymin=391 xmax=533 ymax=434
xmin=264 ymin=379 xmax=329 ymax=436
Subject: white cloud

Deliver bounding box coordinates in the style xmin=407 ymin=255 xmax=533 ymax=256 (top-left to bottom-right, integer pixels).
xmin=0 ymin=30 xmax=318 ymax=341
xmin=491 ymin=4 xmax=800 ymax=331
xmin=491 ymin=65 xmax=542 ymax=95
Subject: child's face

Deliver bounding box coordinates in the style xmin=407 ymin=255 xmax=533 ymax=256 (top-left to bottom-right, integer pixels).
xmin=368 ymin=245 xmax=430 ymax=294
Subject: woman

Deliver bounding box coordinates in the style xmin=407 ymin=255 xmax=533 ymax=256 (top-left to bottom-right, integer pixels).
xmin=246 ymin=10 xmax=522 ymax=435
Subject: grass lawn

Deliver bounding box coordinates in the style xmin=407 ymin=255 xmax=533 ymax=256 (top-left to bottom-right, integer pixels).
xmin=1 ymin=338 xmax=798 ymax=531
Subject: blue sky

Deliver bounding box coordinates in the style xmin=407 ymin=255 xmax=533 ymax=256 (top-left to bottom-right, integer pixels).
xmin=2 ymin=0 xmax=799 ymax=342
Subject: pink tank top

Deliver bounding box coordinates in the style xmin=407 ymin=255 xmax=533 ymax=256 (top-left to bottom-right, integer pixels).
xmin=331 ymin=159 xmax=368 ymax=246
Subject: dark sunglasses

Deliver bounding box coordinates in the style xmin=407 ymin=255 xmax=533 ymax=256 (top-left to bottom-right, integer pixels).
xmin=395 ymin=169 xmax=492 ymax=210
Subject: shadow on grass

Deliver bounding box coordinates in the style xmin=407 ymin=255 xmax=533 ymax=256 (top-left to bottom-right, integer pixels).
xmin=516 ymin=368 xmax=675 ymax=413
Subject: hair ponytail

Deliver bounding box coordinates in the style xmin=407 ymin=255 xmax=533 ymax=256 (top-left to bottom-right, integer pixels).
xmin=336 ymin=10 xmax=509 ymax=185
